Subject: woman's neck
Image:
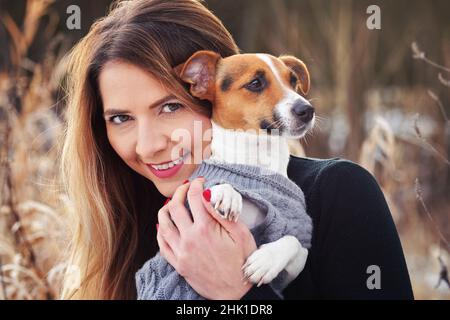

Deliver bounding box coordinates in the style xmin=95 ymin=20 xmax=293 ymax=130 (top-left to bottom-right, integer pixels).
xmin=209 ymin=121 xmax=290 ymax=176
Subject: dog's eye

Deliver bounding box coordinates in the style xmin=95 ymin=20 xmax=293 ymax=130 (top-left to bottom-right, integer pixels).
xmin=290 ymin=73 xmax=298 ymax=88
xmin=245 ymin=78 xmax=265 ymax=92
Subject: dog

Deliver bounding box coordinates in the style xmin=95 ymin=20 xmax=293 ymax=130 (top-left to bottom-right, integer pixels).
xmin=175 ymin=50 xmax=315 ymax=289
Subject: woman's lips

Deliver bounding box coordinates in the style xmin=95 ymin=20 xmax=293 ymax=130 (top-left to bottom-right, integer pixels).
xmin=146 ymin=154 xmax=187 ymax=179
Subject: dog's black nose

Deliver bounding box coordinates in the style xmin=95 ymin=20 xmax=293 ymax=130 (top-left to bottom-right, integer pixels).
xmin=292 ymin=101 xmax=315 ymax=123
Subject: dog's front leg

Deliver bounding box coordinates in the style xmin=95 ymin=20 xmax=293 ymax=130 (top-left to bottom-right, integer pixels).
xmin=243 ymin=235 xmax=308 ymax=288
xmin=209 ymin=184 xmax=243 ymax=222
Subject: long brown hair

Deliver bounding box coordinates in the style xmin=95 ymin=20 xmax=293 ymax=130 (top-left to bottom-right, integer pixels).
xmin=60 ymin=0 xmax=239 ymax=299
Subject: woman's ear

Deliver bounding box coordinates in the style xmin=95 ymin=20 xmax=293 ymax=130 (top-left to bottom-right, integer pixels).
xmin=173 ymin=50 xmax=221 ymax=102
xmin=278 ymin=55 xmax=310 ymax=96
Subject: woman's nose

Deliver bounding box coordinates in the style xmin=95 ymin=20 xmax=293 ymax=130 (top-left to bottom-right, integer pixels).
xmin=135 ymin=122 xmax=168 ymax=160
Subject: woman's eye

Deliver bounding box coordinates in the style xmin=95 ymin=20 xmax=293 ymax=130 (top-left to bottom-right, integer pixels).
xmin=109 ymin=114 xmax=131 ymax=124
xmin=161 ymin=102 xmax=183 ymax=114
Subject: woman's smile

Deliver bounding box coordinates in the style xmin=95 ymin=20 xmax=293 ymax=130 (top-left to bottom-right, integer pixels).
xmin=146 ymin=151 xmax=190 ymax=179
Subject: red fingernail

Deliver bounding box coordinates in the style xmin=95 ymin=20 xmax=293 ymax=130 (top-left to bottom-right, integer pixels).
xmin=156 ymin=224 xmax=159 ymax=231
xmin=202 ymin=189 xmax=211 ymax=202
xmin=164 ymin=198 xmax=171 ymax=205
xmin=182 ymin=179 xmax=189 ymax=184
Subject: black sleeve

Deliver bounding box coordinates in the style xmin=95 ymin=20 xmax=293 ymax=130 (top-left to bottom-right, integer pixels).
xmin=241 ymin=284 xmax=282 ymax=300
xmin=310 ymin=160 xmax=414 ymax=299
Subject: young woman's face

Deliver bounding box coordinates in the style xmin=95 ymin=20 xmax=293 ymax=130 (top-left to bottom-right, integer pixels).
xmin=99 ymin=60 xmax=212 ymax=197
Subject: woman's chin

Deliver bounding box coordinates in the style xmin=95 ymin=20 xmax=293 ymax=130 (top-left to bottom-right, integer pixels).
xmin=144 ymin=162 xmax=200 ymax=197
xmin=150 ymin=176 xmax=189 ymax=198
xmin=150 ymin=180 xmax=178 ymax=198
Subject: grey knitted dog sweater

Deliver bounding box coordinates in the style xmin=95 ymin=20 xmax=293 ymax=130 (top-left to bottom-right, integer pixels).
xmin=135 ymin=159 xmax=313 ymax=300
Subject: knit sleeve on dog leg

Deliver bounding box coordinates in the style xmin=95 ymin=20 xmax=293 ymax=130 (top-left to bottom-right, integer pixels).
xmin=188 ymin=159 xmax=313 ymax=296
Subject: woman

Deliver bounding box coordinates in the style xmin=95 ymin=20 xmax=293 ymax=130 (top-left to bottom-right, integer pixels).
xmin=60 ymin=0 xmax=414 ymax=299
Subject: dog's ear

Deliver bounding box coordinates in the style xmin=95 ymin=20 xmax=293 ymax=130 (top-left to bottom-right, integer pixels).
xmin=279 ymin=55 xmax=310 ymax=96
xmin=173 ymin=50 xmax=221 ymax=102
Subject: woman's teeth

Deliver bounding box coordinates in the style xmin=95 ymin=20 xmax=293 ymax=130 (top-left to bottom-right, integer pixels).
xmin=150 ymin=155 xmax=184 ymax=171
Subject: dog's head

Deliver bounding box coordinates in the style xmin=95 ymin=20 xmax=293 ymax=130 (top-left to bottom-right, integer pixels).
xmin=175 ymin=50 xmax=314 ymax=138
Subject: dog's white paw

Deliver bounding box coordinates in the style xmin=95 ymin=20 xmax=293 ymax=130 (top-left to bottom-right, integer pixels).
xmin=242 ymin=242 xmax=290 ymax=287
xmin=210 ymin=184 xmax=242 ymax=222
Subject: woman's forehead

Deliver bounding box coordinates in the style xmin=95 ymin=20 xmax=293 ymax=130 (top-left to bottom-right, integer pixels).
xmin=99 ymin=61 xmax=172 ymax=110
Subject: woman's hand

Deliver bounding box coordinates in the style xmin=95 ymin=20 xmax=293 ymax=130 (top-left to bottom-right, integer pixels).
xmin=157 ymin=177 xmax=257 ymax=300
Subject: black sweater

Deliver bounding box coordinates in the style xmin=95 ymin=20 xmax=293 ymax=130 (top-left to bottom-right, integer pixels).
xmin=242 ymin=156 xmax=414 ymax=300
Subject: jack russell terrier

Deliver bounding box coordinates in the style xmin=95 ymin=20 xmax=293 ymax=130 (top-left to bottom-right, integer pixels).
xmin=177 ymin=51 xmax=314 ymax=288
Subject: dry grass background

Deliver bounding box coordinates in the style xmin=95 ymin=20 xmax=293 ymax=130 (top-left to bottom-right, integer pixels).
xmin=0 ymin=0 xmax=71 ymax=299
xmin=0 ymin=0 xmax=449 ymax=299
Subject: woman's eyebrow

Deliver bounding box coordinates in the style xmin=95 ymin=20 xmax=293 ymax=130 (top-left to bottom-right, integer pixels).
xmin=103 ymin=94 xmax=177 ymax=116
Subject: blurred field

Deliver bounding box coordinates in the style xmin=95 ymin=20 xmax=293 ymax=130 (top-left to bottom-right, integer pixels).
xmin=0 ymin=0 xmax=449 ymax=299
